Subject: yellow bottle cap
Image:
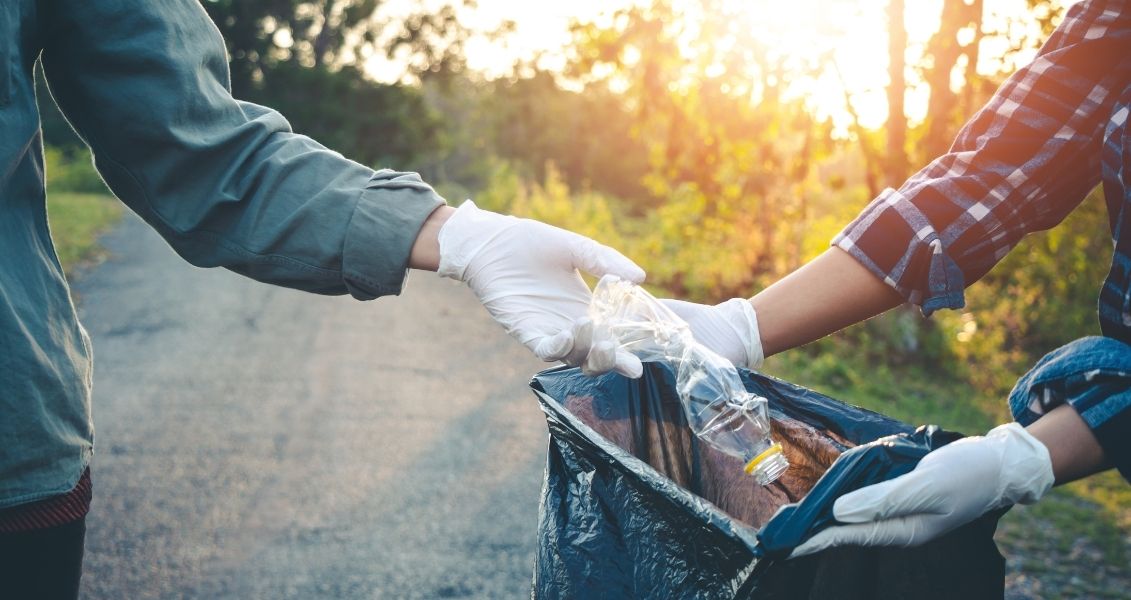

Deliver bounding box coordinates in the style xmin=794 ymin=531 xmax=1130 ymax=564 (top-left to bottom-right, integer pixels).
xmin=744 ymin=442 xmax=784 ymax=475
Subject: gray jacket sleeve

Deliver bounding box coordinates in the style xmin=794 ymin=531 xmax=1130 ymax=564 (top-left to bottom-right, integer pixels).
xmin=40 ymin=0 xmax=445 ymax=299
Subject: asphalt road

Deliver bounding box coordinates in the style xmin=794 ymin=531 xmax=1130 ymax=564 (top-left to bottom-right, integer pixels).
xmin=75 ymin=214 xmax=551 ymax=599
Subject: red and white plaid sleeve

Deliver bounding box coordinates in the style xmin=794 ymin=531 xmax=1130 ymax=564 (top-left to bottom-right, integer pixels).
xmin=833 ymin=0 xmax=1131 ymax=315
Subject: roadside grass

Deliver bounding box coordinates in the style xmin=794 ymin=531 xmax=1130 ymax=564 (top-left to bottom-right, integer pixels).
xmin=47 ymin=192 xmax=122 ymax=273
xmin=766 ymin=345 xmax=1130 ymax=596
xmin=765 ymin=348 xmax=999 ymax=433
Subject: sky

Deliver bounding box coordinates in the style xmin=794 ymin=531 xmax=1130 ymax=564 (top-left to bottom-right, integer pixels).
xmin=367 ymin=0 xmax=1061 ymax=130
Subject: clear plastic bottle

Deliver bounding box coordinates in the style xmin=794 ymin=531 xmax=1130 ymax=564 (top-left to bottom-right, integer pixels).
xmin=589 ymin=275 xmax=789 ymax=485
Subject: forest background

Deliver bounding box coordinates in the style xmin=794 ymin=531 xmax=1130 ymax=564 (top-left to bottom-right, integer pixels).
xmin=40 ymin=0 xmax=1127 ymax=596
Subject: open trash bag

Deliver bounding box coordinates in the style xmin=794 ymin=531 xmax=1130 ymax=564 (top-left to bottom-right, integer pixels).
xmin=530 ymin=363 xmax=1006 ymax=599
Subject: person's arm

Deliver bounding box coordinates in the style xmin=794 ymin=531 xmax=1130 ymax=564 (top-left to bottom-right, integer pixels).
xmin=407 ymin=206 xmax=455 ymax=271
xmin=664 ymin=1 xmax=1131 ymax=365
xmin=40 ymin=0 xmax=443 ymax=299
xmin=663 ymin=247 xmax=901 ymax=368
xmin=751 ymin=248 xmax=903 ymax=356
xmin=38 ymin=0 xmax=644 ymax=374
xmin=1027 ymin=403 xmax=1109 ymax=484
xmin=789 ymin=403 xmax=1108 ymax=557
xmin=39 ymin=0 xmax=646 ymax=375
xmin=657 ymin=1 xmax=1131 ymax=555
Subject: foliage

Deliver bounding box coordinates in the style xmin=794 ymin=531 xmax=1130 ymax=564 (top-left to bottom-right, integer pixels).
xmin=201 ymin=0 xmax=478 ymax=93
xmin=44 ymin=146 xmax=108 ymax=195
xmin=412 ymin=70 xmax=652 ymax=204
xmin=45 ymin=192 xmax=121 ymax=273
xmin=197 ymin=0 xmax=455 ymax=169
xmin=914 ymin=0 xmax=987 ymax=164
xmin=563 ymin=0 xmax=842 ymax=294
xmin=42 ymin=146 xmax=121 ymax=273
xmin=481 ymin=153 xmax=860 ymax=303
xmin=474 ymin=160 xmax=628 ymax=251
xmin=481 ymin=71 xmax=651 ymax=205
xmin=936 ymin=187 xmax=1110 ymax=403
xmin=240 ymin=62 xmax=442 ymax=168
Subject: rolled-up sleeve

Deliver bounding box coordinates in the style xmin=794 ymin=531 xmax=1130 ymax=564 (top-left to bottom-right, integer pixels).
xmin=834 ymin=0 xmax=1131 ymax=315
xmin=39 ymin=0 xmax=444 ymax=299
xmin=1009 ymin=336 xmax=1131 ymax=483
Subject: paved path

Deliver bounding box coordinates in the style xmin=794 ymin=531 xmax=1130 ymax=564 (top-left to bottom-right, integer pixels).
xmin=75 ymin=214 xmax=550 ymax=599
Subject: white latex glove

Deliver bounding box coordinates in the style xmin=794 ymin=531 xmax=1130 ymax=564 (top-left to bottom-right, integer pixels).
xmin=659 ymin=298 xmax=764 ymax=370
xmin=438 ymin=201 xmax=646 ymax=378
xmin=791 ymin=422 xmax=1055 ymax=557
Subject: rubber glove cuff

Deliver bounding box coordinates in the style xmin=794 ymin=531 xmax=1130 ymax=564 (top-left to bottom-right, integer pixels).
xmin=721 ymin=297 xmax=764 ymax=370
xmin=437 ymin=200 xmax=509 ymax=281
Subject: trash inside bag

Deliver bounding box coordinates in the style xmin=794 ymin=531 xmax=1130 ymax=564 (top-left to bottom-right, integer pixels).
xmin=530 ymin=363 xmax=1007 ymax=599
xmin=586 ymin=275 xmax=789 ymax=484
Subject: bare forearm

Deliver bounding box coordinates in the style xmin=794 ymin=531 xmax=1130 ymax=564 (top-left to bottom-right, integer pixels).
xmin=408 ymin=205 xmax=456 ymax=271
xmin=1026 ymin=404 xmax=1109 ymax=485
xmin=750 ymin=248 xmax=904 ymax=356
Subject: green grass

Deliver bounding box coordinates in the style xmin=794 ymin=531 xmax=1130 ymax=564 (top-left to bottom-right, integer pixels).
xmin=46 ymin=193 xmax=122 ymax=273
xmin=766 ymin=348 xmax=999 ymax=434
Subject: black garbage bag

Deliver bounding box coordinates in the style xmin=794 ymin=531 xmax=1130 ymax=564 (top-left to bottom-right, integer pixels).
xmin=530 ymin=363 xmax=1006 ymax=599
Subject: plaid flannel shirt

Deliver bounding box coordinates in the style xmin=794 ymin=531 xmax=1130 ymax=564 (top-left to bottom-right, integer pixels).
xmin=833 ymin=0 xmax=1131 ymax=478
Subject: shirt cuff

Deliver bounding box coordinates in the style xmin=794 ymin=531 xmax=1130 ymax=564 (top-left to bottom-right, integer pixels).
xmin=1007 ymin=336 xmax=1131 ymax=483
xmin=832 ymin=187 xmax=967 ymax=316
xmin=341 ymin=170 xmax=446 ymax=300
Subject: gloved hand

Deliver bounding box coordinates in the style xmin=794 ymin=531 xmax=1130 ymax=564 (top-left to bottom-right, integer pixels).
xmin=438 ymin=201 xmax=646 ymax=378
xmin=791 ymin=422 xmax=1055 ymax=557
xmin=659 ymin=298 xmax=764 ymax=369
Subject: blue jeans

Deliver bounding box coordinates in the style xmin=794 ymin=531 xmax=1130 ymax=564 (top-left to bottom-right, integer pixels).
xmin=0 ymin=518 xmax=85 ymax=599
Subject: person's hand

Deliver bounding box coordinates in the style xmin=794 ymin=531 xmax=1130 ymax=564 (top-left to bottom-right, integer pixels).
xmin=791 ymin=422 xmax=1054 ymax=557
xmin=437 ymin=201 xmax=646 ymax=378
xmin=659 ymin=298 xmax=764 ymax=369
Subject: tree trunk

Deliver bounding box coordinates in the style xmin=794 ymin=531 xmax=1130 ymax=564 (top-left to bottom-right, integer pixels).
xmin=833 ymin=61 xmax=881 ymax=199
xmin=311 ymin=0 xmax=338 ymax=69
xmin=961 ymin=0 xmax=986 ymax=119
xmin=886 ymin=0 xmax=908 ymax=186
xmin=923 ymin=0 xmax=984 ymax=160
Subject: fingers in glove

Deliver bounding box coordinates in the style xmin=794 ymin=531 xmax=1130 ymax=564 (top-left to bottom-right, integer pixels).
xmin=531 ymin=319 xmax=638 ymax=378
xmin=657 ymin=298 xmax=702 ymax=321
xmin=789 ymin=526 xmax=842 ymax=558
xmin=580 ymin=339 xmax=617 ymax=376
xmin=567 ymin=234 xmax=645 ymax=284
xmin=579 ymin=345 xmax=642 ymax=379
xmin=532 ymin=327 xmax=575 ymax=362
xmin=832 ymin=470 xmax=946 ymax=523
xmin=532 ymin=318 xmax=593 ymax=364
xmin=613 ymin=349 xmax=643 ymax=379
xmin=789 ymin=514 xmax=939 ymax=558
xmin=580 ymin=327 xmax=643 ymax=378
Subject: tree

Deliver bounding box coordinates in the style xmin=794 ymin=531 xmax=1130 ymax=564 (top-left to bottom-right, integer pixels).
xmin=241 ymin=62 xmax=442 ymax=168
xmin=481 ymin=71 xmax=651 ymax=203
xmin=201 ymin=0 xmax=476 ymax=95
xmin=566 ymin=0 xmax=836 ymax=296
xmin=886 ymin=0 xmax=908 ymax=185
xmin=196 ymin=0 xmax=482 ymax=168
xmin=919 ymin=0 xmax=985 ymax=161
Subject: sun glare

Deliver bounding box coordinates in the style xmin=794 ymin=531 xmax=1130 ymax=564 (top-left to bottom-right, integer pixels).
xmin=368 ymin=0 xmax=1050 ymax=133
xmin=710 ymin=0 xmax=975 ymax=131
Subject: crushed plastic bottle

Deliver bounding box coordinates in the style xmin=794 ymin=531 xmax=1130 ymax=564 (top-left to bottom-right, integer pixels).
xmin=588 ymin=275 xmax=789 ymax=485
